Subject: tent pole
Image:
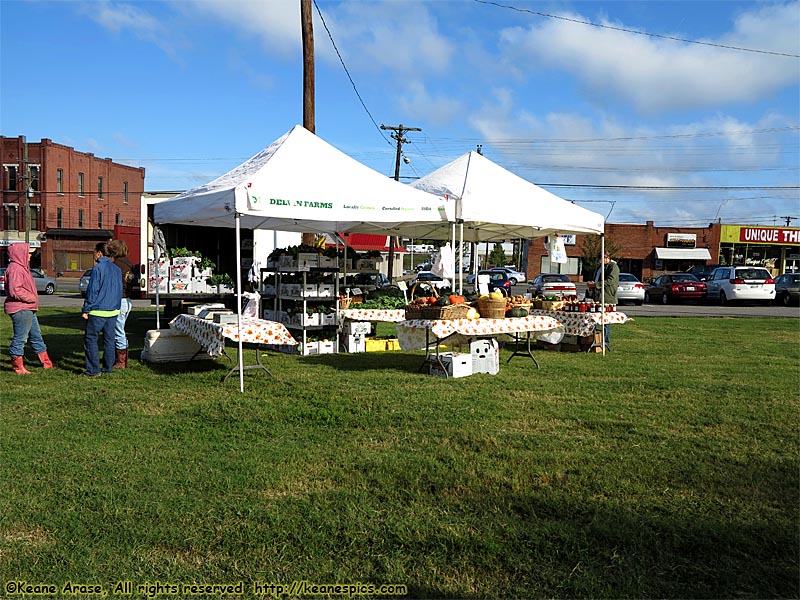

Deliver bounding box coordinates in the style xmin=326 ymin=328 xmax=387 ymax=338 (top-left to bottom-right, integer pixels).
xmin=601 ymin=233 xmax=606 ymax=357
xmin=154 ymin=226 xmax=161 ymax=330
xmin=235 ymin=213 xmax=245 ymax=392
xmin=458 ymin=221 xmax=464 ymax=295
xmin=451 ymin=221 xmax=456 ymax=290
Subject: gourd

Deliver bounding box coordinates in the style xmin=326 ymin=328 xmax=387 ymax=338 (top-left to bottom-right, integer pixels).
xmin=507 ymin=307 xmax=529 ymax=318
xmin=466 ymin=307 xmax=480 ymax=320
xmin=436 ymin=296 xmax=452 ymax=307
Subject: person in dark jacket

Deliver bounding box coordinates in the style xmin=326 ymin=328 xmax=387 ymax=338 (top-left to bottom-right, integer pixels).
xmin=107 ymin=239 xmax=135 ymax=369
xmin=590 ymin=251 xmax=619 ymax=349
xmin=4 ymin=242 xmax=54 ymax=374
xmin=82 ymin=242 xmax=122 ymax=376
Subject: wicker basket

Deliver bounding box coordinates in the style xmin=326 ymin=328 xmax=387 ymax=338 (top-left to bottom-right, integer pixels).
xmin=404 ymin=305 xmax=425 ymax=320
xmin=421 ymin=303 xmax=472 ymax=321
xmin=508 ymin=302 xmax=533 ymax=313
xmin=476 ymin=298 xmax=507 ymax=319
xmin=540 ymin=300 xmax=566 ymax=311
xmin=338 ymin=297 xmax=352 ymax=310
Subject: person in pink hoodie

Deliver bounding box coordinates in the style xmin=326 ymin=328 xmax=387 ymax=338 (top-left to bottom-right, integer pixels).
xmin=4 ymin=242 xmax=53 ymax=374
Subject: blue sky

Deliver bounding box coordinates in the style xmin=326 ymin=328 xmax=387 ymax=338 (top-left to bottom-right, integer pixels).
xmin=2 ymin=0 xmax=798 ymax=228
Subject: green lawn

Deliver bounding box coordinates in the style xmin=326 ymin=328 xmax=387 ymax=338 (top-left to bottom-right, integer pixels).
xmin=1 ymin=308 xmax=798 ymax=599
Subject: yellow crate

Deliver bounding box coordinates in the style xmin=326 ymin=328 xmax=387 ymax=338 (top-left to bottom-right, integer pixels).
xmin=384 ymin=339 xmax=401 ymax=351
xmin=365 ymin=338 xmax=387 ymax=352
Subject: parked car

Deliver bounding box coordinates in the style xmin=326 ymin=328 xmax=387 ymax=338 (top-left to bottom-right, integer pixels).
xmin=79 ymin=268 xmax=93 ymax=297
xmin=466 ymin=270 xmax=516 ymax=294
xmin=0 ymin=267 xmax=57 ymax=295
xmin=686 ymin=265 xmax=723 ymax=282
xmin=350 ymin=272 xmax=390 ymax=291
xmin=411 ymin=271 xmax=450 ymax=290
xmin=773 ymin=272 xmax=800 ymax=306
xmin=644 ymin=273 xmax=706 ymax=304
xmin=705 ymin=266 xmax=775 ymax=305
xmin=488 ymin=267 xmax=526 ymax=285
xmin=617 ymin=273 xmax=646 ymax=305
xmin=528 ymin=273 xmax=577 ymax=298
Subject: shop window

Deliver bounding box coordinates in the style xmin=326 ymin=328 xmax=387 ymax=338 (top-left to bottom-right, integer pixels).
xmin=58 ymin=251 xmax=95 ymax=272
xmin=57 ymin=169 xmax=64 ymax=193
xmin=57 ymin=207 xmax=63 ymax=228
xmin=78 ymin=209 xmax=84 ymax=228
xmin=78 ymin=173 xmax=85 ymax=196
xmin=30 ymin=205 xmax=40 ymax=231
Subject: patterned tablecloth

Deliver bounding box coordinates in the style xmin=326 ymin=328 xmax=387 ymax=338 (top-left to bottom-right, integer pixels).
xmin=170 ymin=314 xmax=297 ymax=357
xmin=339 ymin=308 xmax=406 ymax=323
xmin=529 ymin=309 xmax=630 ymax=337
xmin=396 ymin=315 xmax=563 ymax=351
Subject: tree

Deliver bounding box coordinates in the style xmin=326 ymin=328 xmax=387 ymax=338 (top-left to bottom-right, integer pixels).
xmin=580 ymin=237 xmax=622 ymax=280
xmin=487 ymin=243 xmax=507 ymax=268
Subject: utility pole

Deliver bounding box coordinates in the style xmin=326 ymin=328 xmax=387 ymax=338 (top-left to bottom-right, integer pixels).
xmin=782 ymin=216 xmax=794 ymax=226
xmin=300 ymin=0 xmax=316 ymax=246
xmin=380 ymin=123 xmax=421 ymax=282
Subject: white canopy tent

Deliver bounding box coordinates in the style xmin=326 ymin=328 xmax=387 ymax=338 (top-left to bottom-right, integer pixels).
xmin=153 ymin=125 xmax=455 ymax=391
xmin=408 ymin=150 xmax=609 ymax=354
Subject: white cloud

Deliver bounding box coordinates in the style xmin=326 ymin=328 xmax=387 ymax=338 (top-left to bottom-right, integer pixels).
xmin=398 ymin=82 xmax=463 ymax=126
xmin=497 ymin=2 xmax=800 ymax=114
xmin=82 ymin=1 xmax=184 ymax=60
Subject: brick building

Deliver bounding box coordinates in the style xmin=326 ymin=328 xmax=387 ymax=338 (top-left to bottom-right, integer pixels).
xmin=1 ymin=136 xmax=145 ymax=276
xmin=526 ymin=221 xmax=799 ymax=282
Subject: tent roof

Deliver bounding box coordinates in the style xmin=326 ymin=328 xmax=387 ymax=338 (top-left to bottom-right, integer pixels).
xmin=326 ymin=233 xmax=407 ymax=252
xmin=153 ymin=125 xmax=453 ymax=236
xmin=409 ymin=151 xmax=604 ymax=241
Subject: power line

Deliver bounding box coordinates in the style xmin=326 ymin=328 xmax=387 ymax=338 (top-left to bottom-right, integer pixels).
xmin=540 ymin=183 xmax=799 ymax=190
xmin=473 ymin=0 xmax=800 ymax=58
xmin=312 ymin=0 xmax=391 ymax=147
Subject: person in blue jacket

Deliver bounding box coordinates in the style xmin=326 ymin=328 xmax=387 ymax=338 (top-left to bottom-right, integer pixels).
xmin=82 ymin=242 xmax=122 ymax=376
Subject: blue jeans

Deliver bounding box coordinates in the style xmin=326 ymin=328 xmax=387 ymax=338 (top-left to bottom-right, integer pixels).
xmin=9 ymin=310 xmax=47 ymax=357
xmin=85 ymin=314 xmax=117 ymax=375
xmin=115 ymin=298 xmax=132 ymax=349
xmin=603 ymin=323 xmax=611 ymax=348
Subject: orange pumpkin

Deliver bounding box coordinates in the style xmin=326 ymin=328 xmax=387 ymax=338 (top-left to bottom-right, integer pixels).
xmin=448 ymin=295 xmax=465 ymax=305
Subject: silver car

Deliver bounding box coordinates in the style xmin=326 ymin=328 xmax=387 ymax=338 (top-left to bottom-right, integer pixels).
xmin=79 ymin=268 xmax=93 ymax=297
xmin=617 ymin=273 xmax=645 ymax=305
xmin=0 ymin=267 xmax=57 ymax=295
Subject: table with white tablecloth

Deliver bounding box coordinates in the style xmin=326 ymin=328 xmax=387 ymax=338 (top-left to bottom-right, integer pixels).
xmin=396 ymin=314 xmax=564 ymax=372
xmin=169 ymin=314 xmax=297 ymax=380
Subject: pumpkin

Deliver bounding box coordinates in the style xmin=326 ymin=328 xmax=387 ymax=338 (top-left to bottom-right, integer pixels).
xmin=465 ymin=307 xmax=480 ymax=320
xmin=436 ymin=296 xmax=452 ymax=307
xmin=448 ymin=295 xmax=466 ymax=305
xmin=507 ymin=307 xmax=529 ymax=318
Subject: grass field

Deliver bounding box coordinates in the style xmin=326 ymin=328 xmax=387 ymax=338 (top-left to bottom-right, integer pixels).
xmin=1 ymin=308 xmax=798 ymax=599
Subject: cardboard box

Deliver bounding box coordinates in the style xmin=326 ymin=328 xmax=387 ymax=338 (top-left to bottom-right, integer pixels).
xmin=213 ymin=312 xmax=238 ymax=324
xmin=171 ymin=256 xmax=200 ymax=266
xmin=356 ymin=259 xmax=377 ymax=270
xmin=262 ymin=283 xmax=277 ymax=296
xmin=297 ymin=252 xmax=319 ymax=269
xmin=168 ymin=279 xmax=192 ymax=294
xmin=170 ymin=264 xmax=193 ymax=280
xmin=148 ymin=277 xmax=168 ymax=293
xmin=301 ymin=341 xmax=319 ymax=355
xmin=278 ymin=255 xmax=297 ymax=270
xmin=471 ymin=339 xmax=500 ymax=375
xmin=189 ymin=303 xmax=226 ymax=316
xmin=344 ymin=321 xmax=371 ymax=335
xmin=344 ymin=334 xmax=365 ymax=353
xmin=429 ymin=353 xmax=473 ymax=378
xmin=297 ymin=312 xmax=320 ymax=327
xmin=318 ymin=341 xmax=336 ymax=354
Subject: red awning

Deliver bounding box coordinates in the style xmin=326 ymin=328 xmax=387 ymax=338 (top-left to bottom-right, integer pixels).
xmin=329 ymin=234 xmax=407 ymax=252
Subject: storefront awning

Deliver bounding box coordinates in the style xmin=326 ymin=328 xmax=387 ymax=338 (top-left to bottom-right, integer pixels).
xmin=655 ymin=247 xmax=712 ymax=260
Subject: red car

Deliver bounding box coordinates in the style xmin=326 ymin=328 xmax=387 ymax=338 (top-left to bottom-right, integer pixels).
xmin=644 ymin=273 xmax=706 ymax=304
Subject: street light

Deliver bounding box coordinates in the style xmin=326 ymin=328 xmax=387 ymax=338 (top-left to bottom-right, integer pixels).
xmin=25 ymin=186 xmax=33 ymax=244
